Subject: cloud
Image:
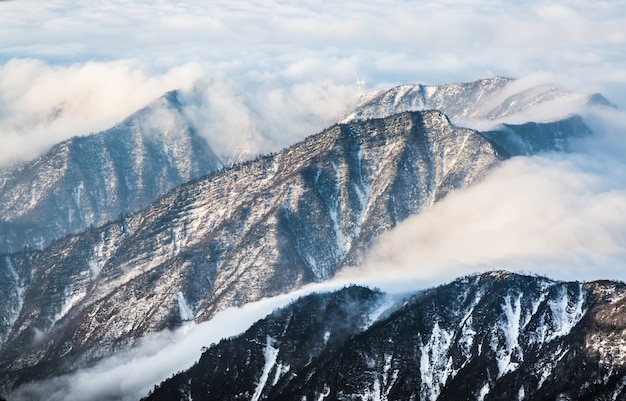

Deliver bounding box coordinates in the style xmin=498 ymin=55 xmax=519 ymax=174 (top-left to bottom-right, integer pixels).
xmin=177 ymin=77 xmax=359 ymax=162
xmin=350 ymin=107 xmax=626 ymax=284
xmin=1 ymin=1 xmax=626 ymax=166
xmin=7 ymin=280 xmax=366 ymax=401
xmin=0 ymin=59 xmax=205 ymax=164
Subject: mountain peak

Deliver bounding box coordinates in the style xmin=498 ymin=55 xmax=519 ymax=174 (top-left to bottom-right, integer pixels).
xmin=0 ymin=92 xmax=222 ymax=254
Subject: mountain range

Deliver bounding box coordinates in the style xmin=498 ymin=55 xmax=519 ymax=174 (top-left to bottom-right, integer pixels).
xmin=0 ymin=91 xmax=222 ymax=254
xmin=343 ymin=76 xmax=614 ymax=124
xmin=0 ymin=77 xmax=601 ymax=256
xmin=142 ymin=271 xmax=626 ymax=401
xmin=0 ymin=77 xmax=614 ymax=399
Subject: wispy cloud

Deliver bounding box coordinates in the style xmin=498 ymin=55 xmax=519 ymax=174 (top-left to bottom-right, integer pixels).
xmin=1 ymin=1 xmax=625 ymax=165
xmin=8 ymin=280 xmax=364 ymax=401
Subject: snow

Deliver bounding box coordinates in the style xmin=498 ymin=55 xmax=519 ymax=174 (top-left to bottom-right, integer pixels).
xmin=477 ymin=383 xmax=490 ymax=401
xmin=251 ymin=335 xmax=279 ymax=401
xmin=547 ymin=284 xmax=585 ymax=339
xmin=2 ymin=256 xmax=24 ymax=344
xmin=172 ymin=228 xmax=181 ymax=254
xmin=458 ymin=315 xmax=477 ymax=363
xmin=177 ymin=292 xmax=195 ymax=322
xmin=271 ymin=363 xmax=290 ymax=386
xmin=316 ymin=385 xmax=331 ymax=401
xmin=328 ymin=161 xmax=346 ymax=259
xmin=494 ymin=295 xmax=523 ymax=377
xmin=420 ymin=322 xmax=454 ymax=401
xmin=536 ymin=346 xmax=569 ymax=389
xmin=72 ymin=182 xmax=84 ymax=216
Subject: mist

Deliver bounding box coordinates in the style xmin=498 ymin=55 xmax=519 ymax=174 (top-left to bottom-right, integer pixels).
xmin=1 ymin=1 xmax=626 ymax=165
xmin=349 ymin=106 xmax=626 ymax=285
xmin=7 ymin=281 xmax=371 ymax=401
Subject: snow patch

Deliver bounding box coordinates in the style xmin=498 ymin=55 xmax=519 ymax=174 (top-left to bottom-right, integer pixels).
xmin=271 ymin=362 xmax=290 ymax=386
xmin=177 ymin=292 xmax=195 ymax=322
xmin=72 ymin=182 xmax=84 ymax=217
xmin=328 ymin=161 xmax=346 ymax=260
xmin=251 ymin=336 xmax=279 ymax=401
xmin=477 ymin=383 xmax=490 ymax=401
xmin=420 ymin=322 xmax=454 ymax=401
xmin=316 ymin=385 xmax=331 ymax=401
xmin=493 ymin=294 xmax=523 ymax=377
xmin=2 ymin=256 xmax=24 ymax=344
xmin=548 ymin=284 xmax=585 ymax=339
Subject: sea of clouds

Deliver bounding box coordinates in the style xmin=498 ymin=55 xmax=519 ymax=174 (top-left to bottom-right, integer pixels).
xmin=3 ymin=1 xmax=626 ymax=400
xmin=1 ymin=1 xmax=625 ymax=164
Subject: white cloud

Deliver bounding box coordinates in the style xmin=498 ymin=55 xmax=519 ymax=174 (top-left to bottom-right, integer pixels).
xmin=7 ymin=280 xmax=367 ymax=401
xmin=0 ymin=0 xmax=625 ymax=166
xmin=350 ymin=107 xmax=626 ymax=284
xmin=0 ymin=59 xmax=205 ymax=164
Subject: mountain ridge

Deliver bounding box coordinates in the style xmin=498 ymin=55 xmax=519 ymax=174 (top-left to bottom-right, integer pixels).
xmin=0 ymin=110 xmax=505 ymax=391
xmin=141 ymin=271 xmax=626 ymax=401
xmin=0 ymin=90 xmax=223 ymax=254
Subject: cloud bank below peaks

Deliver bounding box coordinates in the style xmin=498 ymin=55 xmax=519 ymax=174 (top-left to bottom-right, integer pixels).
xmin=349 ymin=107 xmax=626 ymax=285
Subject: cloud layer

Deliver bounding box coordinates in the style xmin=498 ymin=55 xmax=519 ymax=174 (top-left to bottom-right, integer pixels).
xmin=8 ymin=281 xmax=364 ymax=401
xmin=352 ymin=107 xmax=626 ymax=284
xmin=1 ymin=1 xmax=626 ymax=165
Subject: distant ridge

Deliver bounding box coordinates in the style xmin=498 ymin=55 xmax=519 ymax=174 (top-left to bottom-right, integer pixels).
xmin=0 ymin=91 xmax=222 ymax=254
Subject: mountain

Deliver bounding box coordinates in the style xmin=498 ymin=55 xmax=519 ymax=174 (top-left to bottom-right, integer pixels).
xmin=482 ymin=115 xmax=591 ymax=157
xmin=0 ymin=78 xmax=601 ymax=395
xmin=142 ymin=271 xmax=626 ymax=401
xmin=0 ymin=91 xmax=223 ymax=254
xmin=0 ymin=110 xmax=506 ymax=391
xmin=342 ymin=76 xmax=614 ymax=124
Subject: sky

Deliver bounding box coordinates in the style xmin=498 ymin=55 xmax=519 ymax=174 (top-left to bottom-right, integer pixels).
xmin=0 ymin=0 xmax=625 ymax=163
xmin=3 ymin=1 xmax=626 ymax=399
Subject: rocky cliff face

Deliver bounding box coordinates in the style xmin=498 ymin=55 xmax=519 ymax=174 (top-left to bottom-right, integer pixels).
xmin=0 ymin=110 xmax=504 ymax=391
xmin=0 ymin=91 xmax=222 ymax=254
xmin=142 ymin=271 xmax=626 ymax=401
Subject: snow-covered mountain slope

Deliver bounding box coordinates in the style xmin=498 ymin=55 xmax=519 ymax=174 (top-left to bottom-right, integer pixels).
xmin=0 ymin=110 xmax=505 ymax=391
xmin=0 ymin=91 xmax=223 ymax=254
xmin=142 ymin=271 xmax=626 ymax=401
xmin=342 ymin=76 xmax=614 ymax=126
